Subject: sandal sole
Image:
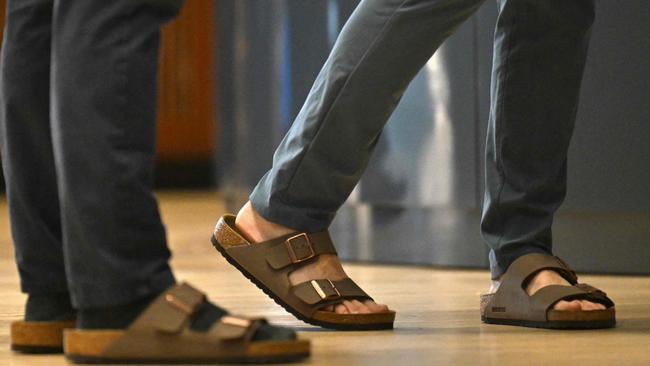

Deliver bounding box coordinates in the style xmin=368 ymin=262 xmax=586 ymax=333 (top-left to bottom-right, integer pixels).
xmin=66 ymin=352 xmax=310 ymax=364
xmin=65 ymin=330 xmax=310 ymax=364
xmin=481 ymin=315 xmax=616 ymax=329
xmin=11 ymin=344 xmax=64 ymax=354
xmin=11 ymin=320 xmax=76 ymax=354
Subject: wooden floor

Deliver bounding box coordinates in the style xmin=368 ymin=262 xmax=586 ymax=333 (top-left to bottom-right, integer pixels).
xmin=1 ymin=191 xmax=649 ymax=365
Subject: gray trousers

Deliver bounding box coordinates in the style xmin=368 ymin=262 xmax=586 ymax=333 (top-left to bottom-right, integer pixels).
xmin=0 ymin=0 xmax=182 ymax=308
xmin=250 ymin=0 xmax=596 ymax=279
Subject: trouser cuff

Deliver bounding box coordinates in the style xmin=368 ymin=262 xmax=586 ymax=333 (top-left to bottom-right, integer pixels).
xmin=249 ymin=185 xmax=332 ymax=233
xmin=70 ymin=269 xmax=175 ymax=309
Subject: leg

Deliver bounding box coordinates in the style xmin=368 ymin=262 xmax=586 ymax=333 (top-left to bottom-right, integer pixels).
xmin=1 ymin=1 xmax=78 ymax=353
xmin=49 ymin=0 xmax=181 ymax=310
xmin=4 ymin=2 xmax=309 ymax=358
xmin=250 ymin=0 xmax=486 ymax=232
xmin=482 ymin=0 xmax=603 ymax=310
xmin=235 ymin=0 xmax=485 ymax=315
xmin=0 ymin=0 xmax=72 ymax=306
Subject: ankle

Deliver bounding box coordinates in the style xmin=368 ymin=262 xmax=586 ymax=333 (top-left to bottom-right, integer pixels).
xmin=235 ymin=201 xmax=294 ymax=243
xmin=489 ymin=279 xmax=501 ymax=293
xmin=526 ymin=270 xmax=568 ymax=293
xmin=77 ymin=293 xmax=158 ymax=330
xmin=25 ymin=292 xmax=76 ymax=322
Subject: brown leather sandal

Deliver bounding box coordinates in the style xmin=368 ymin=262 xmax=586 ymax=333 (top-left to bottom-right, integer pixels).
xmin=11 ymin=319 xmax=76 ymax=353
xmin=480 ymin=253 xmax=615 ymax=329
xmin=211 ymin=214 xmax=396 ymax=331
xmin=64 ymin=283 xmax=310 ymax=364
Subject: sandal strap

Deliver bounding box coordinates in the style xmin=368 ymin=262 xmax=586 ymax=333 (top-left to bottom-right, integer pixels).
xmin=530 ymin=283 xmax=615 ymax=319
xmin=530 ymin=285 xmax=592 ymax=318
xmin=266 ymin=232 xmax=337 ymax=270
xmin=292 ymin=278 xmax=371 ymax=306
xmin=576 ymin=283 xmax=604 ymax=294
xmin=552 ymin=256 xmax=578 ymax=283
xmin=208 ymin=315 xmax=264 ymax=342
xmin=128 ymin=283 xmax=207 ymax=334
xmin=575 ymin=283 xmax=615 ymax=307
xmin=504 ymin=254 xmax=578 ymax=291
xmin=126 ymin=283 xmax=272 ymax=340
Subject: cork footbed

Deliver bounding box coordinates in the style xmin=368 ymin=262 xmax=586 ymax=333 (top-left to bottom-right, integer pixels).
xmin=312 ymin=309 xmax=396 ymax=326
xmin=480 ymin=293 xmax=616 ymax=329
xmin=64 ymin=329 xmax=311 ymax=364
xmin=11 ymin=320 xmax=76 ymax=353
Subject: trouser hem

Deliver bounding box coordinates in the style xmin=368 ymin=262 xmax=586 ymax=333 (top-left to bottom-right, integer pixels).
xmin=70 ymin=269 xmax=176 ymax=309
xmin=249 ymin=187 xmax=332 ymax=233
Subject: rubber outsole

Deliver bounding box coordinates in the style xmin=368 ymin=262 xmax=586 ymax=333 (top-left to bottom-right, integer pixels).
xmin=211 ymin=235 xmax=393 ymax=331
xmin=12 ymin=344 xmax=63 ymax=354
xmin=66 ymin=352 xmax=310 ymax=365
xmin=481 ymin=316 xmax=616 ymax=330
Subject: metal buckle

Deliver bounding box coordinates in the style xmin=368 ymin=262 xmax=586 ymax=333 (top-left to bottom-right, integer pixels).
xmin=165 ymin=293 xmax=194 ymax=315
xmin=310 ymin=279 xmax=340 ymax=300
xmin=220 ymin=316 xmax=252 ymax=328
xmin=285 ymin=233 xmax=316 ymax=264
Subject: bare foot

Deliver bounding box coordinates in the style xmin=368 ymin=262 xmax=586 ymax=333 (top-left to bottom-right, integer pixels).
xmin=235 ymin=201 xmax=390 ymax=315
xmin=490 ymin=269 xmax=606 ymax=311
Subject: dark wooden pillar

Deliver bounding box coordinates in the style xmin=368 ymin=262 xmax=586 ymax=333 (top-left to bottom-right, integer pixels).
xmin=156 ymin=0 xmax=218 ymax=187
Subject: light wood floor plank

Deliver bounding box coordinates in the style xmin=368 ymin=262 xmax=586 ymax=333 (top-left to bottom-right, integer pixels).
xmin=1 ymin=191 xmax=649 ymax=365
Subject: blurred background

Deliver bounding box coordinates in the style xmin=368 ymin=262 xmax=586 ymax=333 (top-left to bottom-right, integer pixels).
xmin=0 ymin=0 xmax=648 ymax=274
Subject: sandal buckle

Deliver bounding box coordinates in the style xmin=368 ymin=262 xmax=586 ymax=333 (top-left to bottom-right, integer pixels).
xmin=220 ymin=315 xmax=252 ymax=328
xmin=165 ymin=293 xmax=195 ymax=315
xmin=285 ymin=233 xmax=316 ymax=264
xmin=163 ymin=284 xmax=206 ymax=316
xmin=311 ymin=279 xmax=340 ymax=300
